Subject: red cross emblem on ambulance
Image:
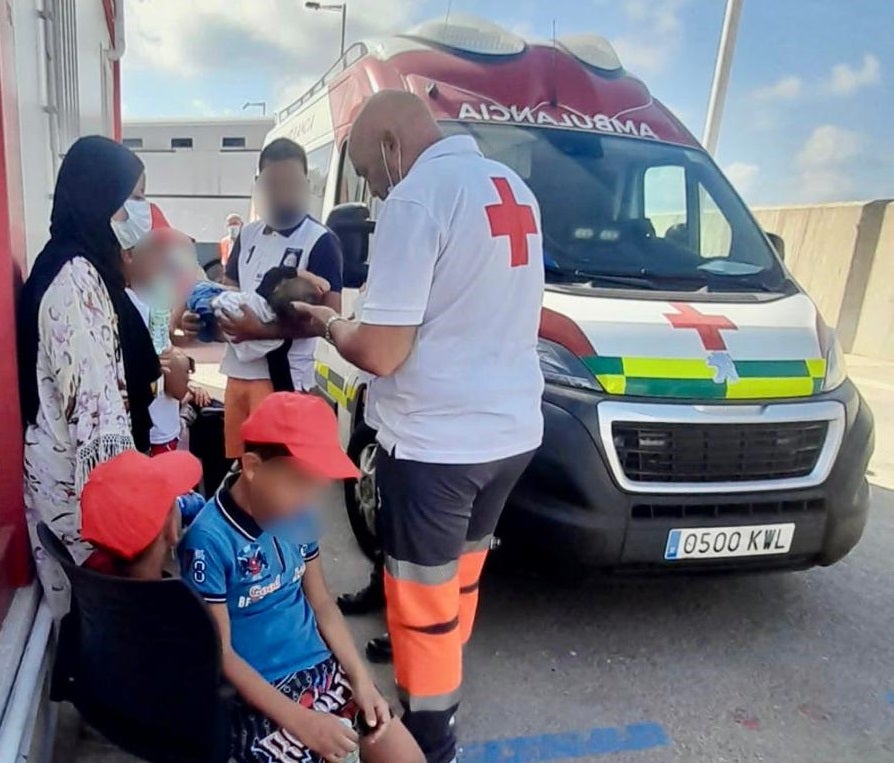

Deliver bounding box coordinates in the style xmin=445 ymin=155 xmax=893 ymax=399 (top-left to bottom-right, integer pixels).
xmin=486 ymin=177 xmax=538 ymax=267
xmin=663 ymin=302 xmax=737 ymax=351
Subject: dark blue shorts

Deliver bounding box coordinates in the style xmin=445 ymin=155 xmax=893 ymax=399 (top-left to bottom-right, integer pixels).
xmin=230 ymin=656 xmax=358 ymax=763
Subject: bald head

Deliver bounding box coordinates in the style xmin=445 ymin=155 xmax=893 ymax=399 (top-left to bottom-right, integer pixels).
xmin=349 ymin=91 xmax=442 ymax=199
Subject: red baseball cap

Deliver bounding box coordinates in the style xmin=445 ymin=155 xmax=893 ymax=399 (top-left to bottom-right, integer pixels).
xmin=241 ymin=393 xmax=360 ymax=480
xmin=81 ymin=450 xmax=202 ymax=560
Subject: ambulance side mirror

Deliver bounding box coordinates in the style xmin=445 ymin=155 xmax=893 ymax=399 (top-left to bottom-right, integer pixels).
xmin=327 ymin=203 xmax=375 ymax=289
xmin=766 ymin=232 xmax=785 ymax=261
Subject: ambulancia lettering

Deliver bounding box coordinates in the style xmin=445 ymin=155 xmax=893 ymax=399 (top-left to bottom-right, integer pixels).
xmin=457 ymin=102 xmax=658 ymax=139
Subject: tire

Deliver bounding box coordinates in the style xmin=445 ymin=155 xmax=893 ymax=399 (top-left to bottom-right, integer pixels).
xmin=343 ymin=424 xmax=381 ymax=561
xmin=204 ymin=259 xmax=224 ymax=283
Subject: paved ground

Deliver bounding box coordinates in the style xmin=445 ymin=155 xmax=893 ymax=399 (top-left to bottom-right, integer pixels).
xmin=65 ymin=353 xmax=894 ymax=763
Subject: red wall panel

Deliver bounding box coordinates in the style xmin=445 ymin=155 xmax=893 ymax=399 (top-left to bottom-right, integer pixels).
xmin=0 ymin=0 xmax=36 ymax=622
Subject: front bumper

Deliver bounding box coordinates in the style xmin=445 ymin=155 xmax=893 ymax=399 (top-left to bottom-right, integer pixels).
xmin=500 ymin=379 xmax=874 ymax=571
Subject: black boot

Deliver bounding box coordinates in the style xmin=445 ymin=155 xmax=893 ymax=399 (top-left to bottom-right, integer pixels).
xmin=365 ymin=633 xmax=393 ymax=664
xmin=337 ymin=555 xmax=385 ymax=615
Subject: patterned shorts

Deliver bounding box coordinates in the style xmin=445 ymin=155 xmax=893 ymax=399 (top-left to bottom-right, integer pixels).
xmin=231 ymin=656 xmax=358 ymax=763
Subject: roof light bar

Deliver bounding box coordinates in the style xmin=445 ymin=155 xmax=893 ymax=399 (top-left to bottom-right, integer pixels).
xmin=559 ymin=34 xmax=622 ymax=72
xmin=407 ymin=15 xmax=526 ymax=56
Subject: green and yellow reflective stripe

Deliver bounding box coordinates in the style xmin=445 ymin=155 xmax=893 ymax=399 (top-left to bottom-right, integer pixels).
xmin=581 ymin=356 xmax=827 ymax=400
xmin=314 ymin=361 xmax=359 ymax=411
xmin=726 ymin=377 xmax=816 ymax=399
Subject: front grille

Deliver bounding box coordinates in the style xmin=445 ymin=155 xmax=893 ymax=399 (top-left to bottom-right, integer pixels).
xmin=612 ymin=421 xmax=829 ymax=483
xmin=630 ymin=498 xmax=825 ymax=520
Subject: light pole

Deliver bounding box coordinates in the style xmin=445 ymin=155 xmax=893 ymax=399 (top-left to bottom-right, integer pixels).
xmin=702 ymin=0 xmax=743 ymax=155
xmin=242 ymin=101 xmax=267 ymax=116
xmin=305 ymin=2 xmax=347 ymax=58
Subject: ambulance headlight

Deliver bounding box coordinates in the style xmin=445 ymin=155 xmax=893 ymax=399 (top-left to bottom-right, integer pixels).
xmin=537 ymin=339 xmax=602 ymax=391
xmin=823 ymin=334 xmax=847 ymax=391
xmin=817 ymin=318 xmax=847 ymax=391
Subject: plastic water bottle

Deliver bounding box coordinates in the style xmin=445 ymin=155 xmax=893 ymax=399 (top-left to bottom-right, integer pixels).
xmin=339 ymin=718 xmax=360 ymax=763
xmin=148 ymin=306 xmax=171 ymax=354
xmin=148 ymin=306 xmax=171 ymax=394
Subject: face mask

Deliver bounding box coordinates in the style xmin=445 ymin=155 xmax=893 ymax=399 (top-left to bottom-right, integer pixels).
xmin=260 ymin=510 xmax=321 ymax=548
xmin=228 ymin=224 xmax=241 ymax=239
xmin=111 ymin=198 xmax=152 ymax=250
xmin=380 ymin=141 xmax=403 ymax=197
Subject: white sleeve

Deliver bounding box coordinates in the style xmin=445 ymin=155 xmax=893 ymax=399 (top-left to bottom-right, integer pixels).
xmin=360 ymin=198 xmax=442 ymax=326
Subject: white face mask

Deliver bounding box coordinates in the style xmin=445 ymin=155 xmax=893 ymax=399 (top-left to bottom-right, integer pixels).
xmin=110 ymin=198 xmax=152 ymax=250
xmin=380 ymin=141 xmax=403 ymax=197
xmin=228 ymin=224 xmax=241 ymax=239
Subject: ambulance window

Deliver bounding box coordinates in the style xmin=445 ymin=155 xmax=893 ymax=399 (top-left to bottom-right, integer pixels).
xmin=306 ymin=142 xmax=334 ymax=219
xmin=338 ymin=143 xmax=367 ymax=205
xmin=698 ymin=184 xmax=732 ymax=258
xmin=643 ymin=165 xmax=687 ymax=237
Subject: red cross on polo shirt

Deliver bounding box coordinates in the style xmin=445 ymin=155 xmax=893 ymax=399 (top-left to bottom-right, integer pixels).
xmin=664 ymin=302 xmax=737 ymax=351
xmin=486 ymin=177 xmax=538 ymax=267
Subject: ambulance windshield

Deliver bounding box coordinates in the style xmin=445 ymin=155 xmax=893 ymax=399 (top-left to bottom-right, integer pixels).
xmin=444 ymin=123 xmax=790 ymax=293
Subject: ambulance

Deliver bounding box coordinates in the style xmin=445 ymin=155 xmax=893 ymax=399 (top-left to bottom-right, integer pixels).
xmin=265 ymin=15 xmax=874 ymax=571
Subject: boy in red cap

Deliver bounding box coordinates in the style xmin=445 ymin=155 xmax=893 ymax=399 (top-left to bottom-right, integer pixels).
xmin=178 ymin=393 xmax=423 ymax=763
xmin=81 ymin=450 xmax=202 ymax=578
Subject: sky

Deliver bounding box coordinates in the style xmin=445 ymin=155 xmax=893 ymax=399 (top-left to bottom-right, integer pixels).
xmin=122 ymin=0 xmax=894 ymax=206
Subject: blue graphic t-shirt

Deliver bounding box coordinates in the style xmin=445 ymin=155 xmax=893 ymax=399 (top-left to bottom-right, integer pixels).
xmin=178 ymin=479 xmax=331 ymax=682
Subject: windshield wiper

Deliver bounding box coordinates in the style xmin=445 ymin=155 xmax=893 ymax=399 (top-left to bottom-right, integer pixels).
xmin=548 ymin=264 xmax=787 ymax=294
xmin=696 ymin=271 xmax=786 ymax=293
xmin=573 ymin=270 xmax=691 ymax=290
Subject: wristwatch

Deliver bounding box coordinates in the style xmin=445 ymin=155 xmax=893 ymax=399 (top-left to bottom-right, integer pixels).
xmin=324 ymin=314 xmax=347 ymax=344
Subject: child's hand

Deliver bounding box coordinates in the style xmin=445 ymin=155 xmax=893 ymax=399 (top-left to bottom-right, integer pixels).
xmin=187 ymin=383 xmax=212 ymax=408
xmin=352 ymin=677 xmax=392 ymax=742
xmin=289 ymin=710 xmax=358 ymax=762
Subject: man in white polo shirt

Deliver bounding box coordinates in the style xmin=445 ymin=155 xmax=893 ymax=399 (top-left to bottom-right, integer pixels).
xmin=293 ymin=90 xmax=544 ymax=763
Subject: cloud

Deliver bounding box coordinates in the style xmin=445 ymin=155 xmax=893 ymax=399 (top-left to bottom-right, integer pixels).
xmin=794 ymin=125 xmax=864 ymax=201
xmin=823 ymin=53 xmax=881 ymax=95
xmin=796 ymin=125 xmax=862 ymax=169
xmin=608 ymin=0 xmax=687 ymax=75
xmin=124 ymin=0 xmax=425 ymax=101
xmin=724 ymin=162 xmax=759 ymax=197
xmin=752 ymin=75 xmax=802 ymax=102
xmin=190 ymin=98 xmax=235 ymax=118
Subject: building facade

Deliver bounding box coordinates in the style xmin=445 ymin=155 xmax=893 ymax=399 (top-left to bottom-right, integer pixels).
xmin=123 ymin=118 xmax=273 ymax=266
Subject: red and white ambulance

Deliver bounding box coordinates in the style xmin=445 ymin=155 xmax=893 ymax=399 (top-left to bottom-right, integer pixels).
xmin=266 ymin=16 xmax=874 ymax=572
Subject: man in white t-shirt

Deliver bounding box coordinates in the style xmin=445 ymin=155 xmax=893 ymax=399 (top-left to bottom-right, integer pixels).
xmin=293 ymin=91 xmax=544 ymax=763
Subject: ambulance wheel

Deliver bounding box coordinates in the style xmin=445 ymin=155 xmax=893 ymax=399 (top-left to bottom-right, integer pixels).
xmin=344 ymin=424 xmax=381 ymax=561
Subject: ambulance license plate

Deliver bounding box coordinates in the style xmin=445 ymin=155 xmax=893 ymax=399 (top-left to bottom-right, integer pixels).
xmin=664 ymin=523 xmax=795 ymax=560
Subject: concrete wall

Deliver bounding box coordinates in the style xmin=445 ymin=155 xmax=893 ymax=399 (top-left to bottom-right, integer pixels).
xmin=753 ymin=200 xmax=894 ymax=359
xmin=851 ymin=203 xmax=894 ymax=360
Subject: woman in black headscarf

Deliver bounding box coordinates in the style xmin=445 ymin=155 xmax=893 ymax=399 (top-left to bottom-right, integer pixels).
xmin=18 ymin=135 xmax=160 ymax=604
